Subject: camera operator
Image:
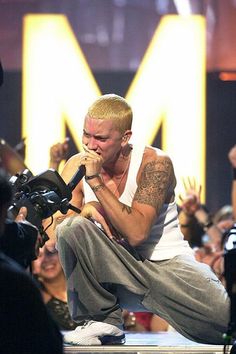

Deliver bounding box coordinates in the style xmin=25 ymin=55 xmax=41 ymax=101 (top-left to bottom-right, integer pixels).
xmin=0 ymin=205 xmax=42 ymax=268
xmin=0 ymin=169 xmax=63 ymax=354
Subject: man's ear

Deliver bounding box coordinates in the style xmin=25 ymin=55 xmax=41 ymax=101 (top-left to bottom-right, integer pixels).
xmin=122 ymin=130 xmax=132 ymax=145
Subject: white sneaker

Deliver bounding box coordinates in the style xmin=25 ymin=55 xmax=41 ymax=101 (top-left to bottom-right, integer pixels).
xmin=63 ymin=320 xmax=126 ymax=346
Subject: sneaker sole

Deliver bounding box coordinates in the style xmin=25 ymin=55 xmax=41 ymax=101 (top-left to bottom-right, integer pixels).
xmin=100 ymin=334 xmax=126 ymax=345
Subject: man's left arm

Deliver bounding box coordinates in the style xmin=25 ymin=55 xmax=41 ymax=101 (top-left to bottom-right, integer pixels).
xmin=87 ymin=155 xmax=175 ymax=246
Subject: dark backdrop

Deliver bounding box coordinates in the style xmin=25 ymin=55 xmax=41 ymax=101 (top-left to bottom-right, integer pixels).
xmin=0 ymin=71 xmax=235 ymax=213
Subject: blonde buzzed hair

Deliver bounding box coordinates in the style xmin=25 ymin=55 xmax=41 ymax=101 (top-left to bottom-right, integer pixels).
xmin=87 ymin=94 xmax=133 ymax=134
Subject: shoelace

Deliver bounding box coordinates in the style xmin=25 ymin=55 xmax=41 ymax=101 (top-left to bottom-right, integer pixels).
xmin=80 ymin=320 xmax=94 ymax=330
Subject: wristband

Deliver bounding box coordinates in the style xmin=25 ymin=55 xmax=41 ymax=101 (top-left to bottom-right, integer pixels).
xmin=233 ymin=168 xmax=236 ymax=180
xmin=85 ymin=174 xmax=100 ymax=181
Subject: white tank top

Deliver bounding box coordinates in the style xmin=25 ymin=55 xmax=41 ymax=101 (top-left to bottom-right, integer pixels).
xmin=83 ymin=145 xmax=193 ymax=260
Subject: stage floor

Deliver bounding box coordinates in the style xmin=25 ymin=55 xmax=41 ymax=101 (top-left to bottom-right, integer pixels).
xmin=63 ymin=331 xmax=229 ymax=353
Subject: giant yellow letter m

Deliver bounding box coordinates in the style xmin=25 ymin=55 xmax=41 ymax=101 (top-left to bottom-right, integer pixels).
xmin=23 ymin=14 xmax=206 ymax=200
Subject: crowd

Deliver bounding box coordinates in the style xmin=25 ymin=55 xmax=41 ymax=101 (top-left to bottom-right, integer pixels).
xmin=0 ymin=93 xmax=235 ymax=351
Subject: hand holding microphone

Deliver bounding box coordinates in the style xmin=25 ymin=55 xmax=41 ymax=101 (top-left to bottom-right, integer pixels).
xmin=81 ymin=144 xmax=104 ymax=178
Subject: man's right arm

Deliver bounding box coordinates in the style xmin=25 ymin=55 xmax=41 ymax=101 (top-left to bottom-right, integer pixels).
xmin=44 ymin=154 xmax=85 ymax=243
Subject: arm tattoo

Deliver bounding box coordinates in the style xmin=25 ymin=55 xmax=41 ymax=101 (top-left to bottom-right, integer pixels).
xmin=121 ymin=203 xmax=132 ymax=214
xmin=133 ymin=158 xmax=173 ymax=210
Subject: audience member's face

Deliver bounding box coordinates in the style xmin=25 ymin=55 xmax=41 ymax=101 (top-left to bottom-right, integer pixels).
xmin=32 ymin=246 xmax=63 ymax=280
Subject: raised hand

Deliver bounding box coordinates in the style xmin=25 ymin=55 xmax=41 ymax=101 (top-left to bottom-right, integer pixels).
xmin=81 ymin=144 xmax=104 ymax=177
xmin=49 ymin=138 xmax=70 ymax=170
xmin=179 ymin=177 xmax=202 ymax=215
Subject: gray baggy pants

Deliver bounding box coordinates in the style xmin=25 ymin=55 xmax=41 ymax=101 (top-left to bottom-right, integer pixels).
xmin=56 ymin=216 xmax=230 ymax=344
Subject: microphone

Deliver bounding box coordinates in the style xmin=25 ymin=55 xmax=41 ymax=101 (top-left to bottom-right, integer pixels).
xmin=67 ymin=165 xmax=86 ymax=192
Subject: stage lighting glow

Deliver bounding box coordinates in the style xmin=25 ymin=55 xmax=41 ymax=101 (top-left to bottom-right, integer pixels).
xmin=173 ymin=0 xmax=192 ymax=16
xmin=22 ymin=15 xmax=101 ymax=173
xmin=22 ymin=14 xmax=206 ymax=201
xmin=127 ymin=15 xmax=206 ymax=201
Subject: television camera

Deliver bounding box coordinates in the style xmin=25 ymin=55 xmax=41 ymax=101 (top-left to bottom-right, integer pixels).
xmin=8 ymin=166 xmax=85 ymax=245
xmin=224 ymin=223 xmax=236 ymax=353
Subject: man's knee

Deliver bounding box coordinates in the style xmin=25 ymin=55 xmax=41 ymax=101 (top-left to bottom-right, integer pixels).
xmin=56 ymin=216 xmax=103 ymax=246
xmin=56 ymin=216 xmax=88 ymax=243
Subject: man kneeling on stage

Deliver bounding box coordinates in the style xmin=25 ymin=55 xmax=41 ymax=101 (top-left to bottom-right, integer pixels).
xmin=47 ymin=94 xmax=229 ymax=346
